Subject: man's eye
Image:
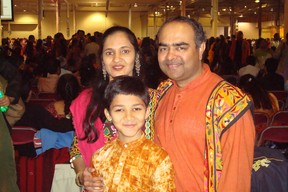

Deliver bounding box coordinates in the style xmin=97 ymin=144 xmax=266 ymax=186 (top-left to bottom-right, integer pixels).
xmin=159 ymin=47 xmax=167 ymax=52
xmin=176 ymin=46 xmax=186 ymax=51
xmin=105 ymin=51 xmax=113 ymax=56
xmin=122 ymin=49 xmax=130 ymax=54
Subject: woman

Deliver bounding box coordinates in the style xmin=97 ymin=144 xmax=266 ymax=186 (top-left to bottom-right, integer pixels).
xmin=238 ymin=74 xmax=279 ymax=119
xmin=17 ymin=73 xmax=80 ymax=133
xmin=46 ymin=73 xmax=81 ymax=120
xmin=69 ymin=26 xmax=156 ymax=191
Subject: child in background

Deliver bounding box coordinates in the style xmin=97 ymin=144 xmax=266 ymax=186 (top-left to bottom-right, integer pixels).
xmin=90 ymin=75 xmax=175 ymax=191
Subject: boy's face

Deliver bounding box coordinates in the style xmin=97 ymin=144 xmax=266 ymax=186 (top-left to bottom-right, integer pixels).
xmin=104 ymin=94 xmax=150 ymax=143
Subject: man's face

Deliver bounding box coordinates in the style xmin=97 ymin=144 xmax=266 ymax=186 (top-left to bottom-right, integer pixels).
xmin=157 ymin=21 xmax=205 ymax=88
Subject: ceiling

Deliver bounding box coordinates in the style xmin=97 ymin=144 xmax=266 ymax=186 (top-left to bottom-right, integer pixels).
xmin=13 ymin=0 xmax=284 ymax=22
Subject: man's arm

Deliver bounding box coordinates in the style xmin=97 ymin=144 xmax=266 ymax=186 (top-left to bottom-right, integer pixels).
xmin=218 ymin=110 xmax=255 ymax=192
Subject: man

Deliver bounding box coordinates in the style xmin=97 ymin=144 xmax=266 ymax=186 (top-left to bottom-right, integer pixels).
xmin=155 ymin=16 xmax=255 ymax=191
xmin=270 ymin=33 xmax=282 ymax=50
xmin=229 ymin=30 xmax=250 ymax=70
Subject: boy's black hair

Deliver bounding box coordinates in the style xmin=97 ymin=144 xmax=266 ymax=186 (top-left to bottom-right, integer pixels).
xmin=104 ymin=76 xmax=150 ymax=110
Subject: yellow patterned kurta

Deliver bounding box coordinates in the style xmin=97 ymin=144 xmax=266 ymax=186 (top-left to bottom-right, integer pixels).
xmin=91 ymin=134 xmax=175 ymax=192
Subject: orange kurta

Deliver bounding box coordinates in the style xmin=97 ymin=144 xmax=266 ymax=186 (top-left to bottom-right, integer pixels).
xmin=155 ymin=64 xmax=255 ymax=191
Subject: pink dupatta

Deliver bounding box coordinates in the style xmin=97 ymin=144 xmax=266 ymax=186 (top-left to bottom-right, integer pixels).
xmin=70 ymin=89 xmax=105 ymax=166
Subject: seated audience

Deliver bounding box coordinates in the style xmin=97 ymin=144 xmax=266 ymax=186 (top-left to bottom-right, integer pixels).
xmin=238 ymin=74 xmax=279 ymax=119
xmin=17 ymin=74 xmax=81 ymax=132
xmin=37 ymin=55 xmax=61 ymax=93
xmin=260 ymin=58 xmax=284 ymax=91
xmin=238 ymin=55 xmax=260 ymax=77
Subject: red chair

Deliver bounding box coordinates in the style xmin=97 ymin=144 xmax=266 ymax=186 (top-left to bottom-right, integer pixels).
xmin=11 ymin=126 xmax=37 ymax=145
xmin=270 ymin=111 xmax=288 ymax=126
xmin=256 ymin=126 xmax=288 ymax=147
xmin=254 ymin=112 xmax=270 ymax=134
xmin=269 ymin=91 xmax=288 ymax=110
xmin=12 ymin=126 xmax=71 ymax=192
xmin=28 ymin=99 xmax=56 ymax=107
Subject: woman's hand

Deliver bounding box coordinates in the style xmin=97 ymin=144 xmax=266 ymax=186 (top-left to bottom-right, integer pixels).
xmin=83 ymin=167 xmax=104 ymax=192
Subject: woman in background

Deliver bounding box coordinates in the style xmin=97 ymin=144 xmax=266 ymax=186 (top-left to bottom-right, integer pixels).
xmin=238 ymin=74 xmax=279 ymax=119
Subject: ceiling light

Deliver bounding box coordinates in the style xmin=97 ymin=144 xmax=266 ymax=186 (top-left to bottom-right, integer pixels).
xmin=255 ymin=0 xmax=260 ymax=3
xmin=134 ymin=3 xmax=138 ymax=7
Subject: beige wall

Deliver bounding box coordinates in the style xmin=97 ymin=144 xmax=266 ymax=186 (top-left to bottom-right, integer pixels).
xmin=2 ymin=11 xmax=147 ymax=39
xmin=1 ymin=11 xmax=282 ymax=40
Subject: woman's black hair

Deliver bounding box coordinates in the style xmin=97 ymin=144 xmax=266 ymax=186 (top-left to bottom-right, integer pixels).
xmin=56 ymin=74 xmax=81 ymax=116
xmin=104 ymin=75 xmax=150 ymax=110
xmin=80 ymin=26 xmax=143 ymax=143
xmin=238 ymin=74 xmax=272 ymax=109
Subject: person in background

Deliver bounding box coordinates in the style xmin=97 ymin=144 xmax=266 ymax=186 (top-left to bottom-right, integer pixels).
xmin=238 ymin=55 xmax=260 ymax=78
xmin=270 ymin=33 xmax=282 ymax=51
xmin=275 ymin=32 xmax=288 ymax=80
xmin=90 ymin=75 xmax=175 ymax=191
xmin=253 ymin=38 xmax=272 ymax=70
xmin=84 ymin=36 xmax=100 ymax=65
xmin=260 ymin=58 xmax=284 ymax=91
xmin=37 ymin=55 xmax=61 ymax=93
xmin=0 ymin=57 xmax=20 ymax=192
xmin=229 ymin=31 xmax=251 ymax=70
xmin=238 ymin=74 xmax=279 ymax=119
xmin=155 ymin=16 xmax=255 ymax=191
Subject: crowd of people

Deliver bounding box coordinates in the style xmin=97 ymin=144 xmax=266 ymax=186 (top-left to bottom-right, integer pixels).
xmin=0 ymin=15 xmax=287 ymax=191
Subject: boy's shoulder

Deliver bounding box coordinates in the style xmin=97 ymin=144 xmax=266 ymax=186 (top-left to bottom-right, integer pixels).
xmin=142 ymin=139 xmax=169 ymax=159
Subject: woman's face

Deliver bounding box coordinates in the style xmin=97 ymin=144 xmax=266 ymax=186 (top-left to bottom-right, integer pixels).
xmin=102 ymin=31 xmax=136 ymax=81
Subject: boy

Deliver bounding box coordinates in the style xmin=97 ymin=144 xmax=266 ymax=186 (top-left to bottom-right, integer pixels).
xmin=90 ymin=76 xmax=175 ymax=191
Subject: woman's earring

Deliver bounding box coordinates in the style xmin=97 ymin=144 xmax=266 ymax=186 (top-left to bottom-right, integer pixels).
xmin=135 ymin=54 xmax=141 ymax=76
xmin=102 ymin=63 xmax=107 ymax=80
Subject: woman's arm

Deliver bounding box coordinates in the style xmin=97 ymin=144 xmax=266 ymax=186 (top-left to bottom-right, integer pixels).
xmin=70 ymin=136 xmax=104 ymax=191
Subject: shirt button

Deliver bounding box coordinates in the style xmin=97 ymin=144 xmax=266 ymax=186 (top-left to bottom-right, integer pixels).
xmin=173 ymin=107 xmax=176 ymax=110
xmin=124 ymin=144 xmax=128 ymax=148
xmin=170 ymin=120 xmax=173 ymax=123
xmin=119 ymin=162 xmax=123 ymax=166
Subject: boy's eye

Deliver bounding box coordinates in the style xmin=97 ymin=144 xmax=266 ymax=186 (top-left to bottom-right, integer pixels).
xmin=114 ymin=108 xmax=123 ymax=112
xmin=133 ymin=107 xmax=143 ymax=111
